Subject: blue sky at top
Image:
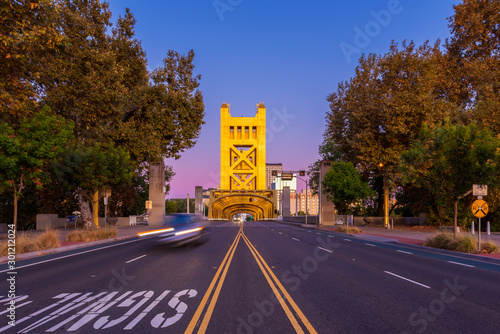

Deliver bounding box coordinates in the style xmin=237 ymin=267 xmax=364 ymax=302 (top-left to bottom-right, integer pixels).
xmin=105 ymin=0 xmax=458 ymax=198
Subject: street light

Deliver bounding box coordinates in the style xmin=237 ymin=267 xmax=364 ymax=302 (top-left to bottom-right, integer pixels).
xmin=378 ymin=163 xmax=389 ymax=229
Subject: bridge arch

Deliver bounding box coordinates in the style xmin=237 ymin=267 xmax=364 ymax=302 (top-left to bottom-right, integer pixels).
xmin=209 ymin=190 xmax=276 ymax=220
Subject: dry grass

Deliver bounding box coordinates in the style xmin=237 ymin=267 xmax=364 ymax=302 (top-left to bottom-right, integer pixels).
xmin=336 ymin=226 xmax=363 ymax=234
xmin=66 ymin=228 xmax=117 ymax=242
xmin=0 ymin=230 xmax=61 ymax=256
xmin=424 ymin=232 xmax=498 ymax=254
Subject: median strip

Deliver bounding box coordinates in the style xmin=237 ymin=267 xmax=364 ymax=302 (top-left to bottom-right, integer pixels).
xmin=241 ymin=233 xmax=317 ymax=334
xmin=185 ymin=224 xmax=242 ymax=334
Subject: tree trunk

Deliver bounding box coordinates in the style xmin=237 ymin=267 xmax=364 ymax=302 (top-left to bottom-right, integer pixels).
xmin=13 ymin=191 xmax=18 ymax=232
xmin=78 ymin=193 xmax=93 ymax=229
xmin=454 ymin=200 xmax=458 ymax=234
xmin=92 ymin=190 xmax=99 ymax=228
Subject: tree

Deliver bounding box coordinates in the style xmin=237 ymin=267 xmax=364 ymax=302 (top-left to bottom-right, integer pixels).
xmin=307 ymin=139 xmax=342 ymax=195
xmin=400 ymin=123 xmax=500 ymax=230
xmin=0 ymin=0 xmax=64 ymax=126
xmin=53 ymin=143 xmax=134 ymax=228
xmin=0 ymin=108 xmax=74 ymax=230
xmin=322 ymin=162 xmax=374 ymax=214
xmin=445 ymin=0 xmax=500 ymax=133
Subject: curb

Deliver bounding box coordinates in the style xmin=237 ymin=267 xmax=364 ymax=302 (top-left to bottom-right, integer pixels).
xmin=0 ymin=234 xmax=137 ymax=263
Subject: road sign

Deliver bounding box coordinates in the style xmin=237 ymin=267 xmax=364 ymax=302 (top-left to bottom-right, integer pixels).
xmin=471 ymin=199 xmax=488 ymax=218
xmin=145 ymin=200 xmax=153 ymax=209
xmin=473 ymin=184 xmax=488 ymax=196
xmin=281 ymin=172 xmax=293 ymax=181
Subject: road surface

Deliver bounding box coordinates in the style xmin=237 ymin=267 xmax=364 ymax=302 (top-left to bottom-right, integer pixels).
xmin=1 ymin=221 xmax=499 ymax=333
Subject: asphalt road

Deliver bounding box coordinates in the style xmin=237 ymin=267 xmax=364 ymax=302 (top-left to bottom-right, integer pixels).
xmin=1 ymin=221 xmax=499 ymax=333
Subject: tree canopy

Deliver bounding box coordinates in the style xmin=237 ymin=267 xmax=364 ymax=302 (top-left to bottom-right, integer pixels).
xmin=322 ymin=162 xmax=374 ymax=214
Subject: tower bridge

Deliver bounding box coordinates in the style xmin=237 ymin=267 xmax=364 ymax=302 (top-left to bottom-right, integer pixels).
xmin=208 ymin=102 xmax=277 ymax=220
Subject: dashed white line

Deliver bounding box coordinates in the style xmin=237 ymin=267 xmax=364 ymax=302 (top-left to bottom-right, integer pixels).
xmin=0 ymin=237 xmax=151 ymax=273
xmin=365 ymin=243 xmax=376 ymax=247
xmin=126 ymin=254 xmax=147 ymax=263
xmin=317 ymin=247 xmax=333 ymax=253
xmin=384 ymin=271 xmax=431 ymax=289
xmin=278 ymin=232 xmax=283 ymax=235
xmin=317 ymin=233 xmax=322 ymax=235
xmin=447 ymin=261 xmax=475 ymax=268
xmin=344 ymin=239 xmax=351 ymax=242
xmin=292 ymin=238 xmax=300 ymax=242
xmin=397 ymin=250 xmax=413 ymax=255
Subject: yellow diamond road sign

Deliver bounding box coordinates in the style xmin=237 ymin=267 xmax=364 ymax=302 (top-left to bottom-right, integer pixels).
xmin=471 ymin=199 xmax=488 ymax=218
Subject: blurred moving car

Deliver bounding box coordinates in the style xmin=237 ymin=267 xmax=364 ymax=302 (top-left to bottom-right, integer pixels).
xmin=137 ymin=213 xmax=208 ymax=247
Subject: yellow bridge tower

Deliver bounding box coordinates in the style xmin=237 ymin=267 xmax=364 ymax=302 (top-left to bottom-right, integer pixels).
xmin=209 ymin=102 xmax=276 ymax=220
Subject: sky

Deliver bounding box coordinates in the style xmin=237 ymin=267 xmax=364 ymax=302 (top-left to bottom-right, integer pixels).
xmin=105 ymin=0 xmax=459 ymax=198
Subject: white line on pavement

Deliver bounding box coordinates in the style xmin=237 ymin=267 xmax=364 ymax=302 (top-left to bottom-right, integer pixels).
xmin=126 ymin=254 xmax=147 ymax=263
xmin=397 ymin=250 xmax=413 ymax=255
xmin=292 ymin=238 xmax=300 ymax=242
xmin=318 ymin=247 xmax=333 ymax=253
xmin=365 ymin=243 xmax=376 ymax=247
xmin=279 ymin=232 xmax=283 ymax=235
xmin=0 ymin=237 xmax=151 ymax=273
xmin=344 ymin=239 xmax=351 ymax=242
xmin=447 ymin=261 xmax=475 ymax=268
xmin=384 ymin=271 xmax=431 ymax=289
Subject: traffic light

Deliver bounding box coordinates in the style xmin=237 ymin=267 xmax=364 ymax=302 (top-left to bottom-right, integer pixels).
xmin=272 ymin=170 xmax=277 ymax=176
xmin=299 ymin=170 xmax=305 ymax=176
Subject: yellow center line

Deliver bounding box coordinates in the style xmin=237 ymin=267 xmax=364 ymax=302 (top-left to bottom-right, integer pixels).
xmin=184 ymin=226 xmax=242 ymax=334
xmin=241 ymin=232 xmax=318 ymax=334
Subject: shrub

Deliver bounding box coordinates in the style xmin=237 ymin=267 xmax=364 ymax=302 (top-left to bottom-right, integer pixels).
xmin=66 ymin=228 xmax=117 ymax=242
xmin=0 ymin=230 xmax=61 ymax=256
xmin=336 ymin=226 xmax=363 ymax=234
xmin=424 ymin=232 xmax=498 ymax=254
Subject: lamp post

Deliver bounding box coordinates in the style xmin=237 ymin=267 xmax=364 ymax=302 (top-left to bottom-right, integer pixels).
xmin=378 ymin=163 xmax=389 ymax=229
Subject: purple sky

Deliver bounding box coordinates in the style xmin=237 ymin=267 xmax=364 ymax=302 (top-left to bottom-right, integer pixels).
xmin=105 ymin=0 xmax=458 ymax=198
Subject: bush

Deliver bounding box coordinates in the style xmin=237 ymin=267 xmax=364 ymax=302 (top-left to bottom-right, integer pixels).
xmin=336 ymin=226 xmax=363 ymax=234
xmin=66 ymin=228 xmax=117 ymax=242
xmin=424 ymin=232 xmax=498 ymax=254
xmin=0 ymin=230 xmax=61 ymax=255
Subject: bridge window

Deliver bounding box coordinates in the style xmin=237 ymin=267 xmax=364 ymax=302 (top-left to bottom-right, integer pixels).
xmin=252 ymin=126 xmax=257 ymax=139
xmin=237 ymin=126 xmax=242 ymax=139
xmin=244 ymin=126 xmax=249 ymax=139
xmin=230 ymin=126 xmax=234 ymax=139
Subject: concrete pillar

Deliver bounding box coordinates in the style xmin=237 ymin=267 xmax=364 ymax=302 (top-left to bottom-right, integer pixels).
xmin=187 ymin=194 xmax=190 ymax=213
xmin=283 ymin=186 xmax=291 ymax=217
xmin=149 ymin=162 xmax=166 ymax=226
xmin=195 ymin=186 xmax=203 ymax=215
xmin=319 ymin=160 xmax=335 ymax=226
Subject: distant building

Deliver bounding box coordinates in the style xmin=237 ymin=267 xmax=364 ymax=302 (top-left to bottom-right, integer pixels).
xmin=266 ymin=163 xmax=282 ymax=190
xmin=296 ymin=189 xmax=319 ymax=215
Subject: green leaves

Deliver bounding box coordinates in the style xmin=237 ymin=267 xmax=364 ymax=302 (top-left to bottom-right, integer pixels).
xmin=322 ymin=162 xmax=374 ymax=214
xmin=53 ymin=143 xmax=134 ymax=202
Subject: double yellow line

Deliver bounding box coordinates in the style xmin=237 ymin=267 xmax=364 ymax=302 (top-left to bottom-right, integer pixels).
xmin=185 ymin=223 xmax=317 ymax=334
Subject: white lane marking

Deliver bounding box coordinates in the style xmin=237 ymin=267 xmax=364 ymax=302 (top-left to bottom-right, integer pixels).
xmin=278 ymin=232 xmax=283 ymax=235
xmin=447 ymin=261 xmax=475 ymax=268
xmin=344 ymin=239 xmax=351 ymax=242
xmin=126 ymin=254 xmax=147 ymax=264
xmin=397 ymin=250 xmax=413 ymax=255
xmin=384 ymin=271 xmax=431 ymax=289
xmin=292 ymin=238 xmax=300 ymax=242
xmin=0 ymin=237 xmax=152 ymax=273
xmin=317 ymin=233 xmax=322 ymax=235
xmin=365 ymin=243 xmax=376 ymax=247
xmin=318 ymin=247 xmax=333 ymax=253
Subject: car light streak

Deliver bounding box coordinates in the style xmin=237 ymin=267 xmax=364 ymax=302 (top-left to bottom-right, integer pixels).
xmin=175 ymin=227 xmax=203 ymax=236
xmin=137 ymin=228 xmax=174 ymax=237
